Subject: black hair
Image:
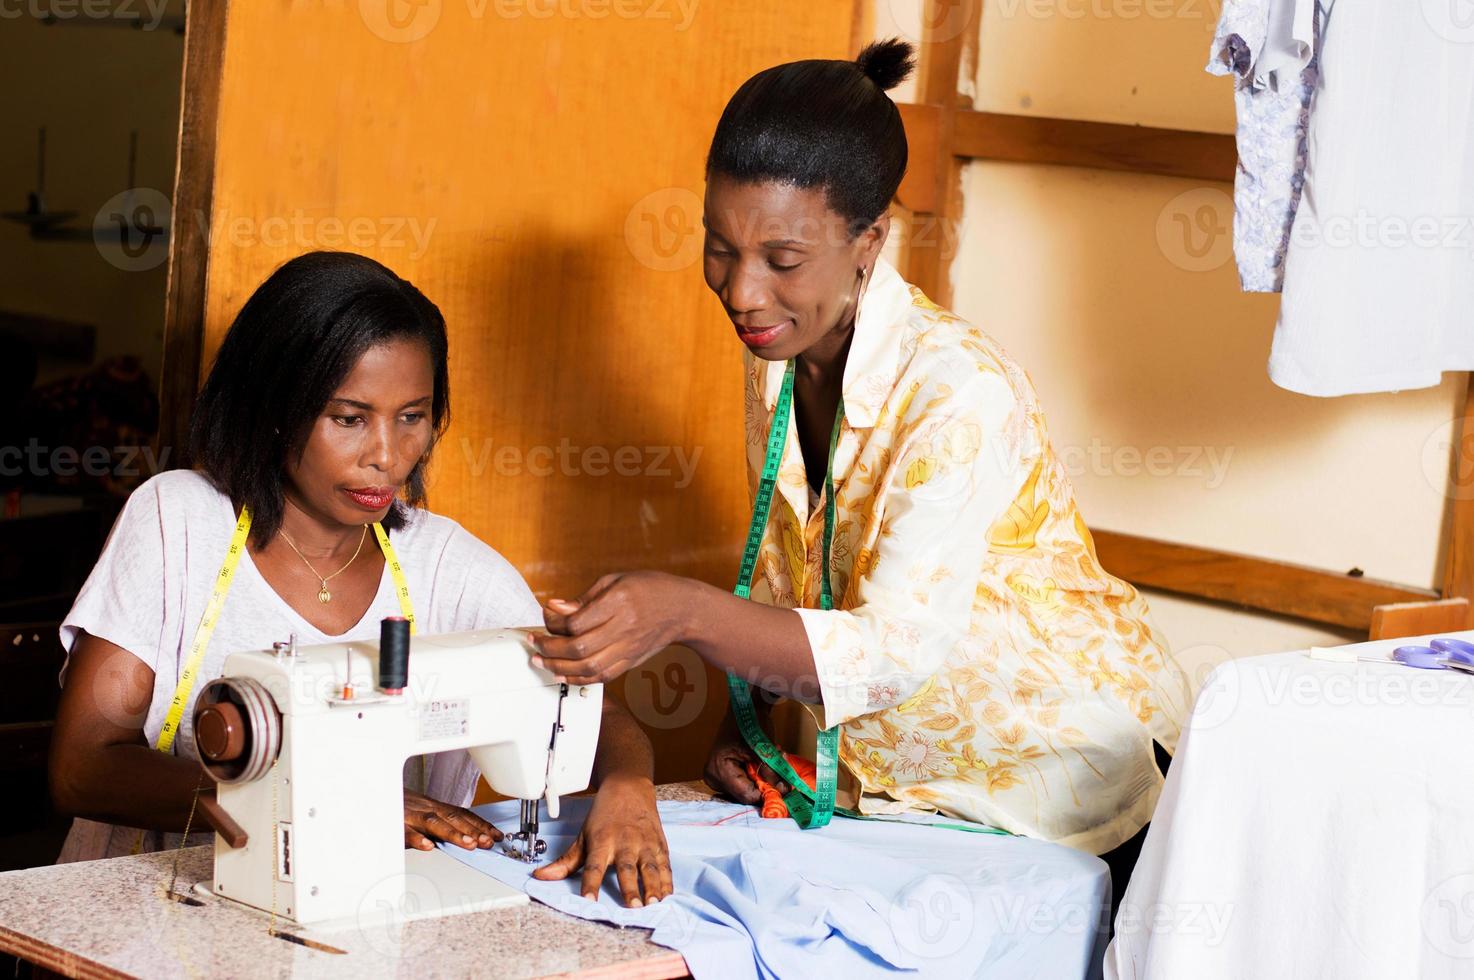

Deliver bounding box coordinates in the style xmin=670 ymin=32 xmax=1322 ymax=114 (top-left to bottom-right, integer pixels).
xmin=706 ymin=38 xmax=916 ymax=236
xmin=189 ymin=251 xmax=450 ymax=546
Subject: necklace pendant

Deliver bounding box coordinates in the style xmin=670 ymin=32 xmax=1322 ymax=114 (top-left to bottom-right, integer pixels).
xmin=318 ymin=586 xmax=331 ymax=604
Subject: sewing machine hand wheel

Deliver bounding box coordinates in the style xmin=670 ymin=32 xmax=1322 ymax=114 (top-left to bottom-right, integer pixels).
xmin=193 ymin=676 xmax=282 ymax=784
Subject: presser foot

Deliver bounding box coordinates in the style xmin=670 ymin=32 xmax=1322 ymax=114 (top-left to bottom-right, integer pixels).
xmin=499 ymin=831 xmax=547 ymax=863
xmin=499 ymin=798 xmax=546 ymax=863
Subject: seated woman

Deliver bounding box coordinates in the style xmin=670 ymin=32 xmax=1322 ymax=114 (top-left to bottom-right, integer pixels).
xmin=532 ymin=40 xmax=1192 ymax=904
xmin=49 ymin=251 xmax=670 ymax=908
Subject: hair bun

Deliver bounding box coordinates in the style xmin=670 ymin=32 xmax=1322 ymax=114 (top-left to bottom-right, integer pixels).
xmin=855 ymin=38 xmax=916 ymax=92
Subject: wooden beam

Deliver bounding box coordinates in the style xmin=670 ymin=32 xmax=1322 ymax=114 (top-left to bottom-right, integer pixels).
xmin=1440 ymin=373 xmax=1474 ymax=629
xmin=157 ymin=0 xmax=230 ymax=468
xmin=915 ymin=0 xmax=977 ymax=108
xmin=1366 ymin=373 xmax=1474 ymax=639
xmin=896 ymin=102 xmax=943 ymax=214
xmin=1369 ymin=598 xmax=1471 ymax=641
xmin=891 ymin=5 xmax=1470 ymax=640
xmin=899 ymin=0 xmax=978 ymax=308
xmin=1092 ymin=529 xmax=1437 ymax=631
xmin=953 ymin=111 xmax=1237 ymax=183
xmin=901 ymin=107 xmax=1237 ymax=218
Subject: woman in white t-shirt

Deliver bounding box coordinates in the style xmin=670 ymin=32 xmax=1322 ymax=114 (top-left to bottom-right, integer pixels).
xmin=49 ymin=251 xmax=672 ymax=907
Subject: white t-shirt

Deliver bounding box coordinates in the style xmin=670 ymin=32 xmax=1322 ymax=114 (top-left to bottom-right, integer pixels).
xmin=57 ymin=469 xmax=541 ymax=863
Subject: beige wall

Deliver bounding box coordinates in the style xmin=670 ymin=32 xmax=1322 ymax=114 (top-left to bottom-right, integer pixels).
xmin=0 ymin=3 xmax=184 ymax=383
xmin=877 ymin=2 xmax=1463 ymax=673
xmin=973 ymin=0 xmax=1233 ymax=132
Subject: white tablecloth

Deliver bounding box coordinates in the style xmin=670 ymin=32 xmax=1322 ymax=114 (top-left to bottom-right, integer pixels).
xmin=1105 ymin=629 xmax=1474 ymax=979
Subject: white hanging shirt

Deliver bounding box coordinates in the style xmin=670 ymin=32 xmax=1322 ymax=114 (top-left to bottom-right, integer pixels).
xmin=1269 ymin=1 xmax=1474 ymax=395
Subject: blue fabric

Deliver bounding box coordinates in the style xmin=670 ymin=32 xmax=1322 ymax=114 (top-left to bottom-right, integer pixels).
xmin=442 ymin=798 xmax=1108 ymax=980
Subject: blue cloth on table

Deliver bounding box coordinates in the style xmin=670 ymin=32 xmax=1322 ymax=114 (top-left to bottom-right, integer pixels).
xmin=441 ymin=798 xmax=1108 ymax=980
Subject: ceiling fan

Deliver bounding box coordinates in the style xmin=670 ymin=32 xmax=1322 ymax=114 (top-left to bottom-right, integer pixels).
xmin=2 ymin=128 xmax=80 ymax=239
xmin=3 ymin=127 xmax=166 ymax=244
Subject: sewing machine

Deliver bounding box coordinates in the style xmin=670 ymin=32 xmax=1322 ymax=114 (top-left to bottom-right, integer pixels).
xmin=188 ymin=624 xmax=602 ymax=928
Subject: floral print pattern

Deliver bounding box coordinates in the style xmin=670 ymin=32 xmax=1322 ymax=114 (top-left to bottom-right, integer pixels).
xmin=744 ymin=260 xmax=1192 ymax=854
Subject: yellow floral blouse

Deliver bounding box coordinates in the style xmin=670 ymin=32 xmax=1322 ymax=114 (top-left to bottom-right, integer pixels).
xmin=745 ymin=258 xmax=1191 ymax=854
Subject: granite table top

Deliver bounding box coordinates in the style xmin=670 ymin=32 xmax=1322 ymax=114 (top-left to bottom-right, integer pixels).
xmin=0 ymin=783 xmax=718 ymax=979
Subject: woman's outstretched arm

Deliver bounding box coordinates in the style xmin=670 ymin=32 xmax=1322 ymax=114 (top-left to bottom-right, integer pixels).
xmin=50 ymin=632 xmax=207 ymax=832
xmin=532 ymin=697 xmax=673 ymax=907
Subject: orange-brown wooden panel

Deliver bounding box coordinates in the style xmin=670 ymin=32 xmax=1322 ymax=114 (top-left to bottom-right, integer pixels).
xmin=202 ymin=1 xmax=859 ymax=782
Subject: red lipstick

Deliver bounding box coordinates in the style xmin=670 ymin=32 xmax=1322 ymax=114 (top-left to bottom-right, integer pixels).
xmin=734 ymin=319 xmax=790 ymax=349
xmin=343 ymin=486 xmax=395 ymax=511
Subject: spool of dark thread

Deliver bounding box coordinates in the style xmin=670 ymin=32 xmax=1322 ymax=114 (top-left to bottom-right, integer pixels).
xmin=379 ymin=616 xmax=410 ymax=694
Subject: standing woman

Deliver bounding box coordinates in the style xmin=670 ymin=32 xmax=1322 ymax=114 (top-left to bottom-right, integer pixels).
xmin=49 ymin=252 xmax=670 ymax=908
xmin=532 ymin=40 xmax=1191 ymax=896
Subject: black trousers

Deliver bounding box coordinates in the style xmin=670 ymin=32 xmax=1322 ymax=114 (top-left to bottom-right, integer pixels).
xmin=1098 ymin=740 xmax=1173 ymax=930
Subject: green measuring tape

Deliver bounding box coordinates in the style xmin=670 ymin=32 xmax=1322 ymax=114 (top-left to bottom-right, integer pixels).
xmin=727 ymin=360 xmax=1010 ymax=838
xmin=728 ymin=360 xmax=842 ymax=829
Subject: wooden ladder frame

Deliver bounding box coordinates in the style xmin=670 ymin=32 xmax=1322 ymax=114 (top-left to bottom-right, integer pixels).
xmin=895 ymin=0 xmax=1474 ymax=640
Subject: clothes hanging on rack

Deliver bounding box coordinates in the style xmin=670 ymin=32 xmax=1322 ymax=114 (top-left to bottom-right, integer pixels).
xmin=1207 ymin=0 xmax=1320 ymax=293
xmin=1266 ymin=1 xmax=1474 ymax=395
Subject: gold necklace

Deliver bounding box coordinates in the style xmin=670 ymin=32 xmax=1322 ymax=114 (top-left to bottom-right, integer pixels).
xmin=278 ymin=523 xmax=368 ymax=604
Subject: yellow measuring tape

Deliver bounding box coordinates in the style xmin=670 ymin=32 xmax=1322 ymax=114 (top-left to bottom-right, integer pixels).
xmin=372 ymin=521 xmax=416 ymax=635
xmin=136 ymin=505 xmax=416 ymax=852
xmin=154 ymin=506 xmax=251 ymax=754
xmin=153 ymin=508 xmax=415 ymax=754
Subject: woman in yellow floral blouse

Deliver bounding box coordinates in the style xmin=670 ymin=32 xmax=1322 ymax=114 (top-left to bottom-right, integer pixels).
xmin=532 ymin=39 xmax=1192 ymax=898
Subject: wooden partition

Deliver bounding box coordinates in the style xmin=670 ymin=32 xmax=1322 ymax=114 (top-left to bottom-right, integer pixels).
xmin=175 ymin=0 xmax=865 ymax=782
xmin=896 ymin=0 xmax=1474 ymax=640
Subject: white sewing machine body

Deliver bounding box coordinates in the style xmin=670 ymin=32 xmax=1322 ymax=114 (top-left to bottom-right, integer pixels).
xmin=193 ymin=628 xmax=602 ymax=927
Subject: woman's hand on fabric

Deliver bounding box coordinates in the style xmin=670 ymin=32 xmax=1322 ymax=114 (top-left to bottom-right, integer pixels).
xmin=403 ymin=791 xmax=502 ymax=851
xmin=532 ymin=774 xmax=672 ymax=907
xmin=532 ymin=571 xmax=695 ymax=683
